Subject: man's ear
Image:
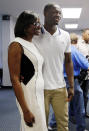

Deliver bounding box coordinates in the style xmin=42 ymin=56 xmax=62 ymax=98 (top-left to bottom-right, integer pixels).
xmin=44 ymin=11 xmax=48 ymax=17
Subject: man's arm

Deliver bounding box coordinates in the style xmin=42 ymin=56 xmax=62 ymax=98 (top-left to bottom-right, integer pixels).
xmin=64 ymin=52 xmax=74 ymax=101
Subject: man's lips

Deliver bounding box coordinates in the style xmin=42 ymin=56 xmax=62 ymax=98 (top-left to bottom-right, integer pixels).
xmin=55 ymin=17 xmax=60 ymax=22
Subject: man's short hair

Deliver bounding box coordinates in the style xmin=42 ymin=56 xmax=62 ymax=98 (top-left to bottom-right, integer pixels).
xmin=44 ymin=3 xmax=57 ymax=14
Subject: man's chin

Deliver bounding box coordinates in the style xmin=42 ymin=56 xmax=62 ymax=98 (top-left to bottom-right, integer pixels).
xmin=54 ymin=21 xmax=59 ymax=25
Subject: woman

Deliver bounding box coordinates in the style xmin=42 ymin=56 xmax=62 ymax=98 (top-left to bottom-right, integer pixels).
xmin=8 ymin=11 xmax=47 ymax=131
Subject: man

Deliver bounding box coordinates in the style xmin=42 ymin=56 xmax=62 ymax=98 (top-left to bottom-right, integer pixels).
xmin=77 ymin=29 xmax=89 ymax=118
xmin=33 ymin=3 xmax=74 ymax=131
xmin=48 ymin=33 xmax=89 ymax=131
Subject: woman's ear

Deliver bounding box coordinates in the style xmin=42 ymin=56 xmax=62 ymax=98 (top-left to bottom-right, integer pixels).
xmin=24 ymin=28 xmax=27 ymax=35
xmin=44 ymin=11 xmax=48 ymax=17
xmin=24 ymin=28 xmax=26 ymax=33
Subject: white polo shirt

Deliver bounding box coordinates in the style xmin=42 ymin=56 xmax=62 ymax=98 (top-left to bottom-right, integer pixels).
xmin=33 ymin=27 xmax=71 ymax=90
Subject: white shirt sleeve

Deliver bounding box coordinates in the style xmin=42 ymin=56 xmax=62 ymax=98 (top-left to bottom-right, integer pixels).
xmin=65 ymin=32 xmax=71 ymax=53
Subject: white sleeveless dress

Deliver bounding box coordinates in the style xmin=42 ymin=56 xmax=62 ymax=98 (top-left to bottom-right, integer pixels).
xmin=13 ymin=37 xmax=48 ymax=131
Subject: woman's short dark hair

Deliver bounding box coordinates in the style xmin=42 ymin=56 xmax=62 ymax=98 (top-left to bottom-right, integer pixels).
xmin=14 ymin=10 xmax=38 ymax=37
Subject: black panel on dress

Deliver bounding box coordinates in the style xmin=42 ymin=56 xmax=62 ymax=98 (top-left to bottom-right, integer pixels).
xmin=20 ymin=53 xmax=35 ymax=85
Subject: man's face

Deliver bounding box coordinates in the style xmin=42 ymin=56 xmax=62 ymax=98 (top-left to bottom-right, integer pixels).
xmin=45 ymin=5 xmax=62 ymax=25
xmin=83 ymin=30 xmax=89 ymax=42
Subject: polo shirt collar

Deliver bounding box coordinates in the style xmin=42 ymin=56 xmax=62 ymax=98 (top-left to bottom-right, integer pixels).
xmin=41 ymin=26 xmax=61 ymax=36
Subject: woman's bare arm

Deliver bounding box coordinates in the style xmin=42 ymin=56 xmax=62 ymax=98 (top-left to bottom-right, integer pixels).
xmin=8 ymin=42 xmax=35 ymax=126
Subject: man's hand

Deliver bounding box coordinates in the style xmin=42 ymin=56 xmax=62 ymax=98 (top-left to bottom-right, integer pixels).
xmin=20 ymin=75 xmax=24 ymax=82
xmin=67 ymin=87 xmax=74 ymax=102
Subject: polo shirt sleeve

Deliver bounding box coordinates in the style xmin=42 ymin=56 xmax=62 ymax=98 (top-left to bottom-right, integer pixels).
xmin=65 ymin=32 xmax=71 ymax=53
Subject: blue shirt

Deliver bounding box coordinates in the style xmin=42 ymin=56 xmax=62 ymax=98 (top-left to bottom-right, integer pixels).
xmin=64 ymin=45 xmax=89 ymax=77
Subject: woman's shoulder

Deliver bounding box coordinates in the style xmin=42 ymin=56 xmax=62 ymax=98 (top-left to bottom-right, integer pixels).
xmin=8 ymin=41 xmax=23 ymax=54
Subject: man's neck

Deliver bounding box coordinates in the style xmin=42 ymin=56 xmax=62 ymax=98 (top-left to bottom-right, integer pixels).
xmin=44 ymin=24 xmax=57 ymax=35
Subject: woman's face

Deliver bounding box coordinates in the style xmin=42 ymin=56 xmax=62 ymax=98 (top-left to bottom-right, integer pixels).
xmin=25 ymin=18 xmax=41 ymax=36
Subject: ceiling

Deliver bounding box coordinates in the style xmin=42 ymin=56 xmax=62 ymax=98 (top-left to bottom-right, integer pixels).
xmin=0 ymin=0 xmax=89 ymax=30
